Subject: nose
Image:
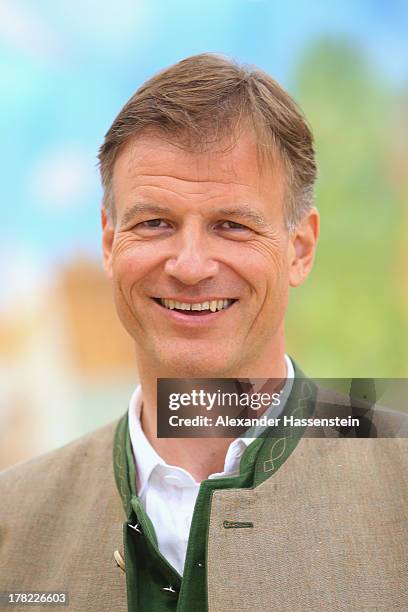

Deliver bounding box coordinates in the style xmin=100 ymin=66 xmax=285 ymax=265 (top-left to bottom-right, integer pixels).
xmin=164 ymin=228 xmax=219 ymax=285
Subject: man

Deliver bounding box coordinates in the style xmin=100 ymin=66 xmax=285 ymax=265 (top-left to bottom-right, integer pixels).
xmin=1 ymin=54 xmax=407 ymax=611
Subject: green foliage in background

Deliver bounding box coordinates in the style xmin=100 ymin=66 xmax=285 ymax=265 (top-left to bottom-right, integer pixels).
xmin=286 ymin=39 xmax=408 ymax=376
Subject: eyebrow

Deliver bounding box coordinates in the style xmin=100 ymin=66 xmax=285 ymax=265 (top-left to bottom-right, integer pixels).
xmin=216 ymin=206 xmax=267 ymax=228
xmin=119 ymin=202 xmax=268 ymax=229
xmin=120 ymin=203 xmax=172 ymax=228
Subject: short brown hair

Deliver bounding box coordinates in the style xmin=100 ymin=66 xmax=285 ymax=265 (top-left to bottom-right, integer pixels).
xmin=98 ymin=53 xmax=317 ymax=229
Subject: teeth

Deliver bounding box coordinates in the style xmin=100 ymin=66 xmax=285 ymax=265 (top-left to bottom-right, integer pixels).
xmin=160 ymin=298 xmax=233 ymax=312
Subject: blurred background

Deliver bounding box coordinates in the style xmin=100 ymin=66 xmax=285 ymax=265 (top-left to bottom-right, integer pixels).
xmin=1 ymin=0 xmax=407 ymax=469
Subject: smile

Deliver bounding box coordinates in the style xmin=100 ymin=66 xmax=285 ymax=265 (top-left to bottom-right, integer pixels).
xmin=154 ymin=298 xmax=236 ymax=313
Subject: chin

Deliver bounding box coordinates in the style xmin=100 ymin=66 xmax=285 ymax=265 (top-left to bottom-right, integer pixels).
xmin=157 ymin=344 xmax=236 ymax=378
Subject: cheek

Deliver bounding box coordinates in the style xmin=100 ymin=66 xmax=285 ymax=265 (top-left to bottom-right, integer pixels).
xmin=111 ymin=238 xmax=160 ymax=288
xmin=226 ymin=239 xmax=289 ymax=295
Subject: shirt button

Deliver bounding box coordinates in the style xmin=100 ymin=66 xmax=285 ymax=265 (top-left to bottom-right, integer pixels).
xmin=197 ymin=561 xmax=204 ymax=568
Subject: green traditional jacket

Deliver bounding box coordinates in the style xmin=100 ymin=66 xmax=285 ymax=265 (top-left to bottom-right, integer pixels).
xmin=1 ymin=369 xmax=408 ymax=611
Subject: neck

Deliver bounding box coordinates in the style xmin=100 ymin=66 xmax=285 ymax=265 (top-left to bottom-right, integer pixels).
xmin=135 ymin=342 xmax=287 ymax=482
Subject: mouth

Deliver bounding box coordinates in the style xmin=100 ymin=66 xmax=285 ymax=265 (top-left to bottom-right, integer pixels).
xmin=153 ymin=297 xmax=237 ymax=315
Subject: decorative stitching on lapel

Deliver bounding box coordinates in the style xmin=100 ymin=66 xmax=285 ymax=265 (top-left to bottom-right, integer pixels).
xmin=264 ymin=437 xmax=287 ymax=472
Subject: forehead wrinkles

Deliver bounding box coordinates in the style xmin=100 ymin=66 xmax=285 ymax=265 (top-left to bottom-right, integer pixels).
xmin=126 ymin=154 xmax=243 ymax=189
xmin=113 ymin=132 xmax=286 ymax=212
xmin=117 ymin=132 xmax=264 ymax=179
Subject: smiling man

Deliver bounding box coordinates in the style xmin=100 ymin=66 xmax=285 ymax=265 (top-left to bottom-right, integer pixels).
xmin=102 ymin=130 xmax=314 ymax=380
xmin=100 ymin=118 xmax=318 ymax=486
xmin=1 ymin=54 xmax=407 ymax=612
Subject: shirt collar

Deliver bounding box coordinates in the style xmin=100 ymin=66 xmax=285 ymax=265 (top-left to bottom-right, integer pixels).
xmin=128 ymin=354 xmax=295 ymax=494
xmin=128 ymin=385 xmax=165 ymax=497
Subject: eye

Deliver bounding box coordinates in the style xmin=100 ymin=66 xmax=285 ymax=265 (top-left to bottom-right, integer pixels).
xmin=218 ymin=220 xmax=251 ymax=231
xmin=138 ymin=218 xmax=170 ymax=229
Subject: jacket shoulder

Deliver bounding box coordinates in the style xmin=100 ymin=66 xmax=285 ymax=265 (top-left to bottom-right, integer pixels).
xmin=315 ymin=384 xmax=408 ymax=437
xmin=0 ymin=418 xmax=120 ymax=499
xmin=0 ymin=418 xmax=128 ymax=607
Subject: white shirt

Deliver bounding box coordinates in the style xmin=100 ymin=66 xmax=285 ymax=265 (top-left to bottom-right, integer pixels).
xmin=128 ymin=355 xmax=294 ymax=575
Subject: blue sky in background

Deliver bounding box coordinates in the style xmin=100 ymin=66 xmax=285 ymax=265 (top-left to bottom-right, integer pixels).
xmin=1 ymin=0 xmax=407 ymax=305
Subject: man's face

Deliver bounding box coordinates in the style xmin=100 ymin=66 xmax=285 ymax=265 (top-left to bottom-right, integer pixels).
xmin=102 ymin=130 xmax=317 ymax=377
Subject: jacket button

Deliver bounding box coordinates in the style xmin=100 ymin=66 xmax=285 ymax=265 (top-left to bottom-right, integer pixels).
xmin=114 ymin=550 xmax=125 ymax=572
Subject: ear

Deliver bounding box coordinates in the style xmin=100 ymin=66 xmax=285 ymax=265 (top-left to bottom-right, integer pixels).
xmin=288 ymin=207 xmax=319 ymax=287
xmin=101 ymin=207 xmax=114 ymax=279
